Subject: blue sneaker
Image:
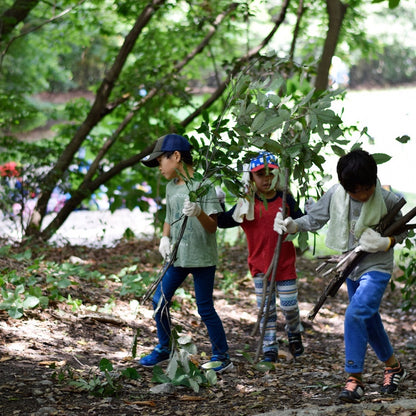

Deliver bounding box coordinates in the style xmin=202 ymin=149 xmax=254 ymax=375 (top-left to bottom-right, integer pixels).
xmin=139 ymin=344 xmax=170 ymax=367
xmin=201 ymin=353 xmax=233 ymax=373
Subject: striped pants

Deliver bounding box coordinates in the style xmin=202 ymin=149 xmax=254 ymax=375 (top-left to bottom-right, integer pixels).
xmin=253 ymin=274 xmax=302 ymax=353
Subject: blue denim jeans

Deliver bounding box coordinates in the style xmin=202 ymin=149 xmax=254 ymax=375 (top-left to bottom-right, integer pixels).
xmin=344 ymin=271 xmax=394 ymax=373
xmin=152 ymin=265 xmax=229 ymax=356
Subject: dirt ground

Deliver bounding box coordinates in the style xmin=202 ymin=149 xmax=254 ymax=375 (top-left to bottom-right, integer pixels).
xmin=0 ymin=240 xmax=415 ymax=416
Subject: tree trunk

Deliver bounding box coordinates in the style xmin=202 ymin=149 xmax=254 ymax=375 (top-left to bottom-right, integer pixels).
xmin=0 ymin=0 xmax=39 ymax=41
xmin=315 ymin=0 xmax=348 ymax=91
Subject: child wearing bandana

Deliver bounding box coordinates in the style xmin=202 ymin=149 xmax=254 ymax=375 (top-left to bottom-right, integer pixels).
xmin=218 ymin=151 xmax=304 ymax=363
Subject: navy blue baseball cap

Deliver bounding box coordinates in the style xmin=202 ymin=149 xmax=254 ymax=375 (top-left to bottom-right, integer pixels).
xmin=141 ymin=134 xmax=192 ymax=167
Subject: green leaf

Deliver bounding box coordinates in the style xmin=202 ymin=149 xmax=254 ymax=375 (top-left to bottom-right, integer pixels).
xmin=99 ymin=358 xmax=113 ymax=372
xmin=372 ymin=153 xmax=391 ymax=164
xmin=257 ymin=116 xmax=285 ymax=135
xmin=297 ymin=231 xmax=310 ymax=253
xmin=188 ymin=378 xmax=200 ymax=393
xmin=251 ymin=111 xmax=267 ymax=132
xmin=8 ymin=307 xmax=24 ymax=319
xmin=330 ymin=144 xmax=346 ymax=157
xmin=388 ymin=0 xmax=400 ymax=8
xmin=255 ymin=361 xmax=275 ymax=372
xmin=122 ymin=367 xmax=140 ymax=380
xmin=205 ymin=369 xmax=217 ymax=386
xmin=396 ymin=135 xmax=410 ymax=144
xmin=151 ymin=365 xmax=170 ymax=384
xmin=22 ymin=295 xmax=40 ymax=309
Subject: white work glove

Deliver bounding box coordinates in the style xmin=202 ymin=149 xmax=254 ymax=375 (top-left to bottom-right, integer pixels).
xmin=159 ymin=236 xmax=171 ymax=260
xmin=273 ymin=212 xmax=298 ymax=235
xmin=358 ymin=228 xmax=392 ymax=253
xmin=182 ymin=197 xmax=202 ymax=217
xmin=215 ymin=186 xmax=226 ymax=204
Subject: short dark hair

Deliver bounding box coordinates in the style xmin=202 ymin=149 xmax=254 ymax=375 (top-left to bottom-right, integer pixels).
xmin=337 ymin=149 xmax=377 ymax=192
xmin=164 ymin=150 xmax=193 ymax=166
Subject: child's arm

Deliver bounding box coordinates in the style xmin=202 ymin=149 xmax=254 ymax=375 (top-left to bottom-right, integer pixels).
xmin=162 ymin=221 xmax=170 ymax=237
xmin=197 ymin=211 xmax=218 ymax=234
xmin=217 ymin=206 xmax=239 ymax=229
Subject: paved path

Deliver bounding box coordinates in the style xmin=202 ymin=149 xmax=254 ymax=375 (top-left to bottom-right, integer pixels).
xmin=0 ymin=208 xmax=155 ymax=247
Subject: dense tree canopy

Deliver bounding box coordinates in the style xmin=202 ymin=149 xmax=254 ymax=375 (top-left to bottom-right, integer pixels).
xmin=0 ymin=0 xmax=411 ymax=242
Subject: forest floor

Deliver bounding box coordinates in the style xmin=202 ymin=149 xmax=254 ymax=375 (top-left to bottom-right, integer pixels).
xmin=0 ymin=240 xmax=415 ymax=416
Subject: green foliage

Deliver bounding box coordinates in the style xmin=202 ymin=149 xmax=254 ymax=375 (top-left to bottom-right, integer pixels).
xmin=114 ymin=265 xmax=154 ymax=298
xmin=394 ymin=232 xmax=416 ymax=310
xmin=194 ymin=58 xmax=347 ymax=195
xmin=0 ymin=247 xmax=108 ymax=317
xmin=350 ymin=41 xmax=416 ymax=88
xmin=151 ymin=328 xmax=217 ymax=393
xmin=62 ymin=358 xmax=140 ymax=397
xmin=217 ymin=269 xmax=241 ymax=296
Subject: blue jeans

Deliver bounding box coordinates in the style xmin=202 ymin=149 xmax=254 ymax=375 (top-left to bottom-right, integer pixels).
xmin=152 ymin=265 xmax=229 ymax=357
xmin=344 ymin=271 xmax=394 ymax=373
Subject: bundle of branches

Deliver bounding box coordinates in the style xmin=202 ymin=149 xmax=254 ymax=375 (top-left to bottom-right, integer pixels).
xmin=308 ymin=198 xmax=416 ymax=321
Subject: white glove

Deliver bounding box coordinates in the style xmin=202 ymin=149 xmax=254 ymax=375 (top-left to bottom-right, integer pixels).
xmin=182 ymin=197 xmax=202 ymax=217
xmin=215 ymin=186 xmax=226 ymax=204
xmin=358 ymin=228 xmax=392 ymax=253
xmin=159 ymin=236 xmax=171 ymax=260
xmin=273 ymin=212 xmax=298 ymax=234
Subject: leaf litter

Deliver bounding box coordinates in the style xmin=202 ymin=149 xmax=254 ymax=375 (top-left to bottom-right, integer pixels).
xmin=0 ymin=240 xmax=415 ymax=415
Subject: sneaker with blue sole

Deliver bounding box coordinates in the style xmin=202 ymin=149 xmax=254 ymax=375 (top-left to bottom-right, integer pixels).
xmin=201 ymin=353 xmax=233 ymax=373
xmin=139 ymin=344 xmax=170 ymax=367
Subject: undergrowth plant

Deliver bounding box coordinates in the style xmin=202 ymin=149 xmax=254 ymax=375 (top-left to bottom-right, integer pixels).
xmin=150 ymin=327 xmax=217 ymax=393
xmin=55 ymin=358 xmax=140 ymax=397
xmin=0 ymin=245 xmax=98 ymax=318
xmin=394 ymin=232 xmax=416 ymax=310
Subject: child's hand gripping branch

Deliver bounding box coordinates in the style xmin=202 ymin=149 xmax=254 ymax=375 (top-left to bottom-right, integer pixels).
xmin=182 ymin=197 xmax=201 ymax=217
xmin=358 ymin=228 xmax=393 ymax=253
xmin=273 ymin=211 xmax=298 ymax=234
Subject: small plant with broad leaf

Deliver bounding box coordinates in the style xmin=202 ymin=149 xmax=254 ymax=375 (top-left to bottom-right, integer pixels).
xmin=65 ymin=358 xmax=140 ymax=397
xmin=151 ymin=328 xmax=217 ymax=393
xmin=394 ymin=232 xmax=416 ymax=310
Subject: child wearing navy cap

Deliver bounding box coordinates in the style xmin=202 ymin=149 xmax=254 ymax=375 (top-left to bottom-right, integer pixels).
xmin=218 ymin=151 xmax=304 ymax=363
xmin=139 ymin=134 xmax=232 ymax=373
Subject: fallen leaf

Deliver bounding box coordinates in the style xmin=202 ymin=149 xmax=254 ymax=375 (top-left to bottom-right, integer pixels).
xmin=179 ymin=395 xmax=204 ymax=401
xmin=124 ymin=400 xmax=156 ymax=407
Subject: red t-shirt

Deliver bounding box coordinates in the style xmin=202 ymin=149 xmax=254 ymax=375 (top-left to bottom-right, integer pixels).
xmin=240 ymin=195 xmax=298 ymax=281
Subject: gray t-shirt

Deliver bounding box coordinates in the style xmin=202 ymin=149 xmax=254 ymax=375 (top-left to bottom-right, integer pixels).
xmin=165 ymin=179 xmax=222 ymax=268
xmin=295 ymin=184 xmax=407 ymax=281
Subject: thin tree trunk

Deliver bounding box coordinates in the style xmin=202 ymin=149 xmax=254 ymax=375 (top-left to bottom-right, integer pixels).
xmin=315 ymin=0 xmax=347 ymax=91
